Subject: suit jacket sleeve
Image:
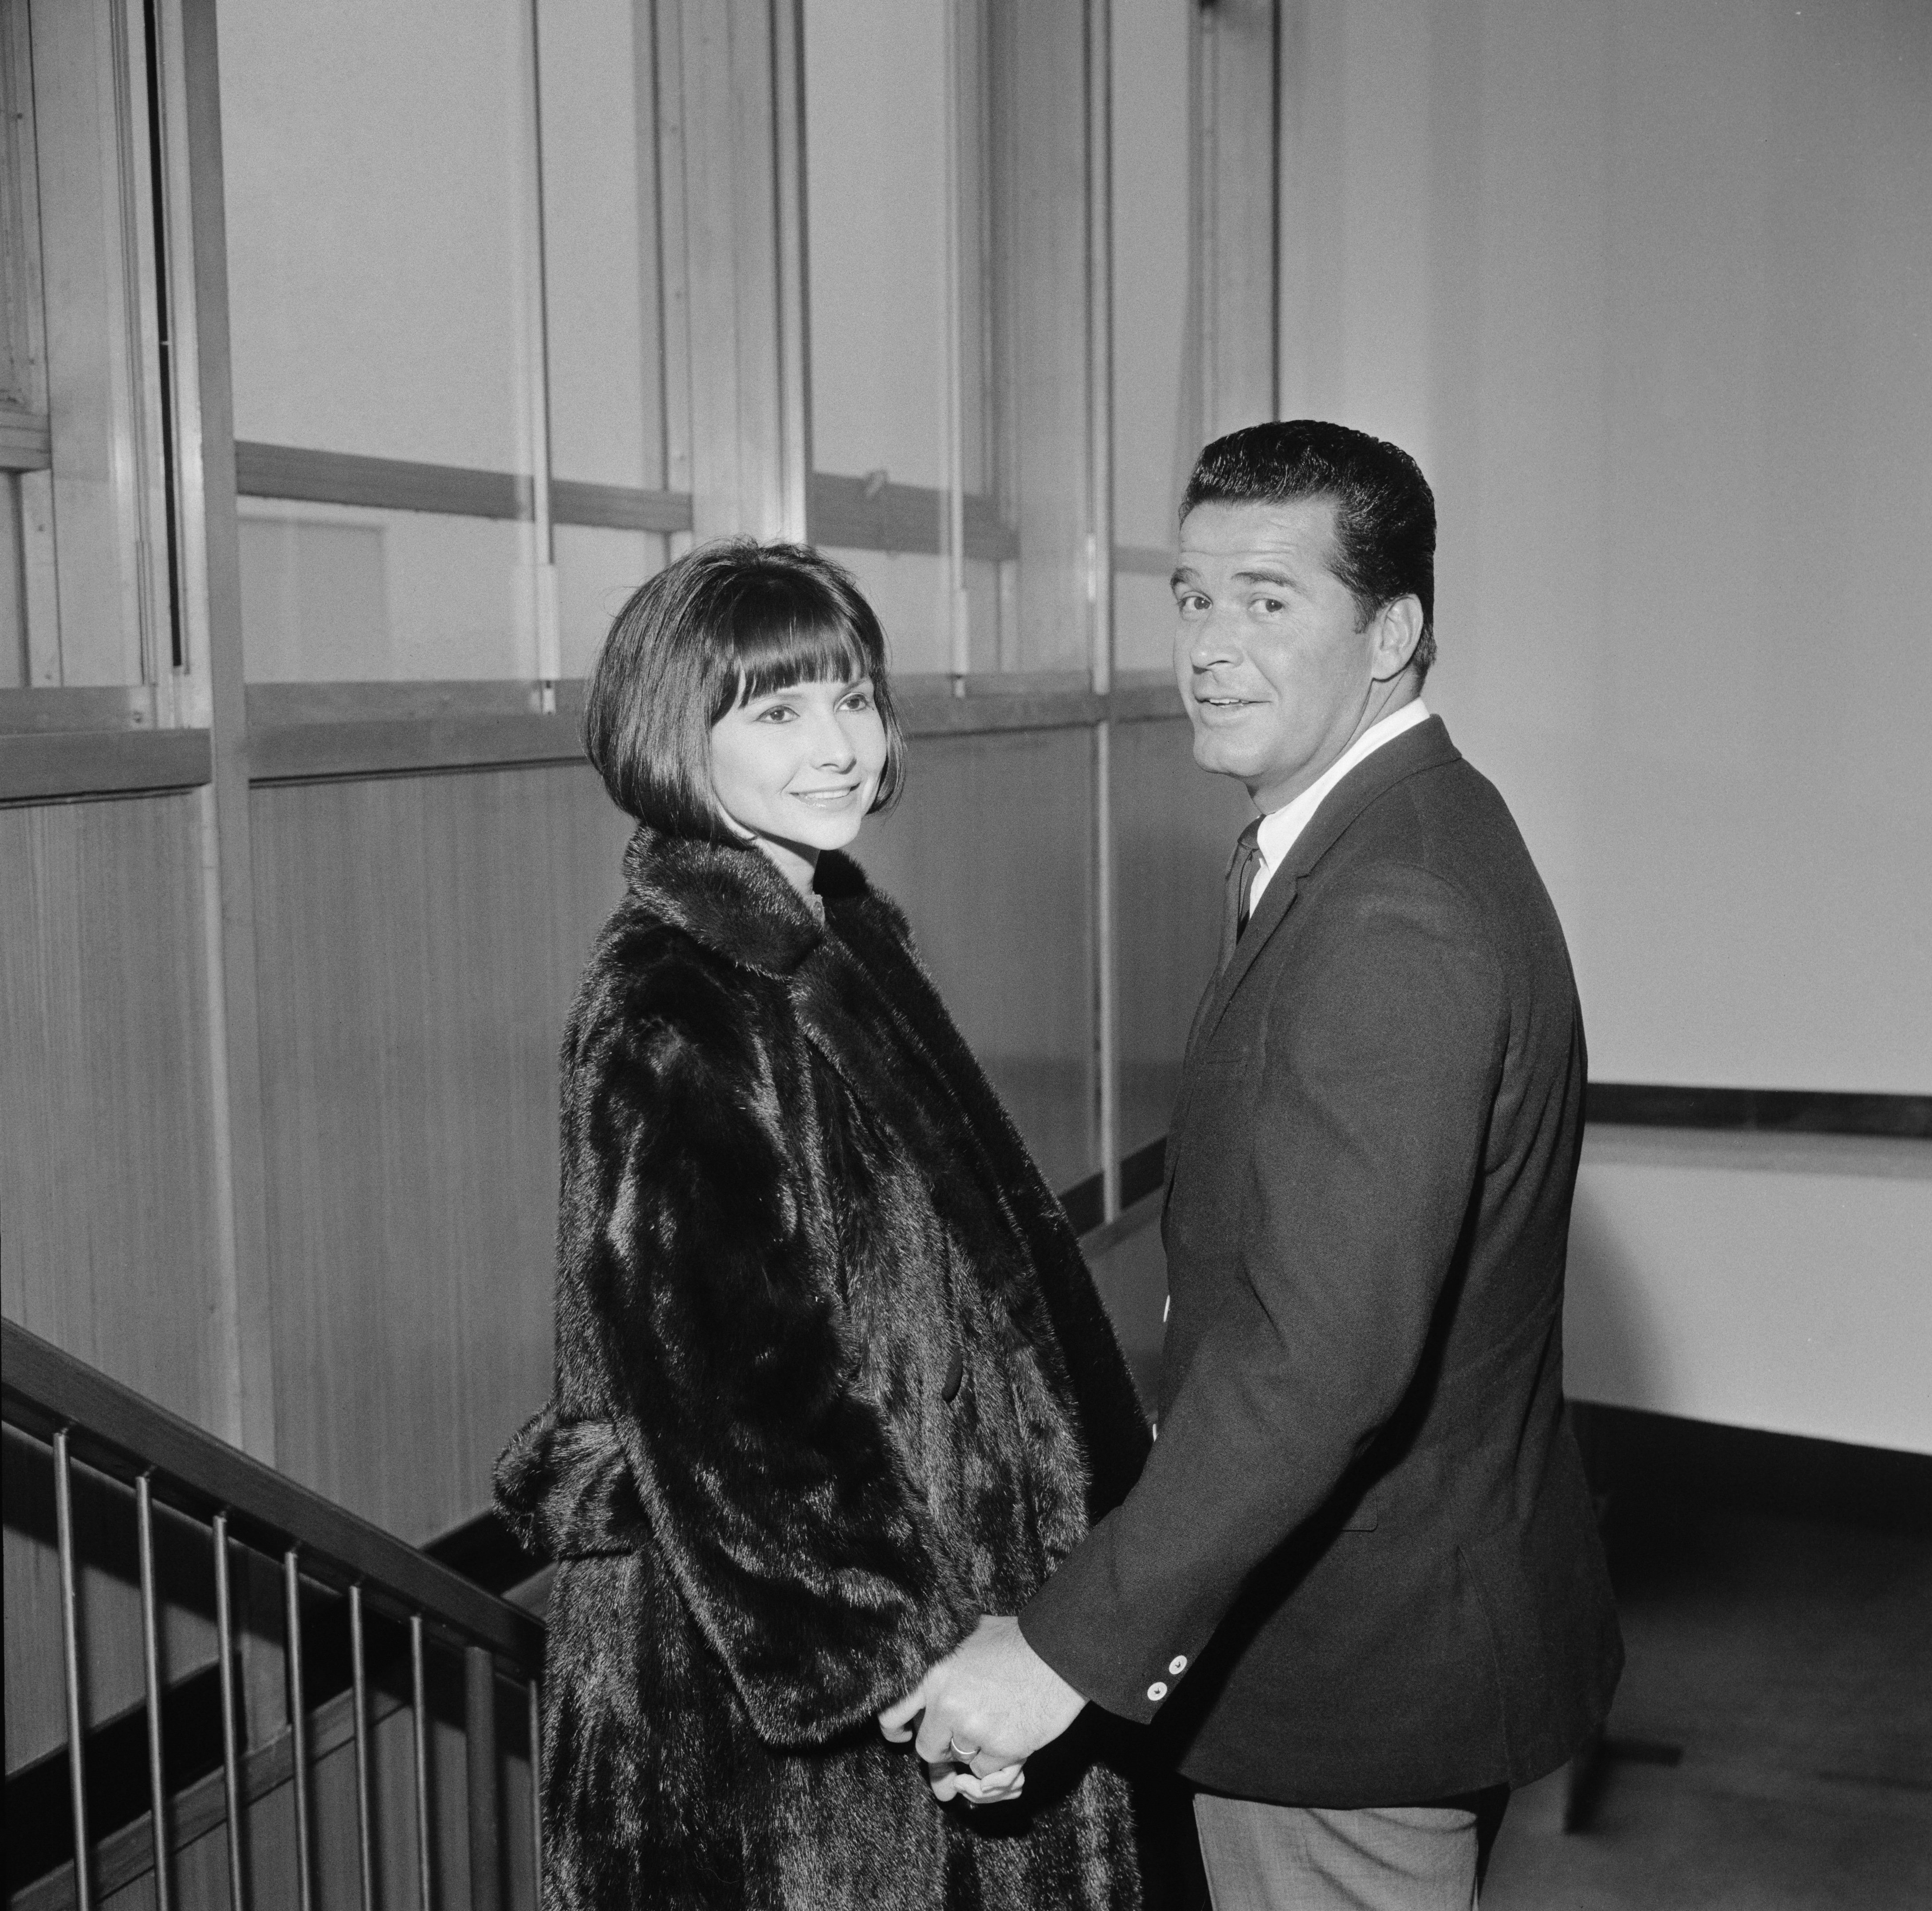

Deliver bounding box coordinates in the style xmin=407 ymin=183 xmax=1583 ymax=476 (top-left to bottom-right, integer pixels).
xmin=1020 ymin=863 xmax=1506 ymax=1720
xmin=565 ymin=957 xmax=973 ymax=1749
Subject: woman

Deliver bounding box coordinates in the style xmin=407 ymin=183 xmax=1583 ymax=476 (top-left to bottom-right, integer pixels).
xmin=496 ymin=540 xmax=1155 ymax=1908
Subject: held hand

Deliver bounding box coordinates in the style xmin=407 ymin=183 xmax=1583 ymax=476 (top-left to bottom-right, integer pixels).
xmin=879 ymin=1615 xmax=1085 ymax=1791
xmin=929 ymin=1756 xmax=1026 ymax=1807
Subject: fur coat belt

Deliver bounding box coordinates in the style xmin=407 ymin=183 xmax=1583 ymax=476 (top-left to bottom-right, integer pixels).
xmin=498 ymin=1412 xmax=643 ymax=1559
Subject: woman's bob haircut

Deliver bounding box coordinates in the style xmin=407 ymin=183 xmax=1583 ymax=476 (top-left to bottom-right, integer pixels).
xmin=584 ymin=538 xmax=907 ymax=838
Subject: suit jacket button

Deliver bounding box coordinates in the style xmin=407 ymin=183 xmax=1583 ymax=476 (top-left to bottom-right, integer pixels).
xmin=1168 ymin=1655 xmax=1188 ymax=1676
xmin=1147 ymin=1681 xmax=1168 ymax=1702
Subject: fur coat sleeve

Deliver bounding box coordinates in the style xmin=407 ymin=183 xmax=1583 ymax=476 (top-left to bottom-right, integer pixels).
xmin=520 ymin=910 xmax=975 ymax=1749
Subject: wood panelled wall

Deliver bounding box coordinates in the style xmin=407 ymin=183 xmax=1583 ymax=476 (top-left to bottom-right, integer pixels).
xmin=1 ymin=795 xmax=229 ymax=1422
xmin=249 ymin=765 xmax=631 ymax=1535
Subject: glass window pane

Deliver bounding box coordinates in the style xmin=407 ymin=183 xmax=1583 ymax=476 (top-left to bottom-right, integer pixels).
xmin=803 ymin=0 xmax=1090 ymax=677
xmin=805 ymin=0 xmax=949 ymax=491
xmin=223 ymin=0 xmax=546 ymax=681
xmin=1111 ymin=0 xmax=1196 ymax=674
xmin=555 ymin=524 xmax=665 ymax=678
xmin=5 ymin=0 xmax=169 ymax=692
xmin=539 ymin=0 xmax=665 ymax=495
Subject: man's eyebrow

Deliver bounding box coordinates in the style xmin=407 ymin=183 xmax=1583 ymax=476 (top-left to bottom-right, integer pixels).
xmin=1232 ymin=566 xmax=1301 ymax=588
xmin=1170 ymin=565 xmax=1199 ymax=589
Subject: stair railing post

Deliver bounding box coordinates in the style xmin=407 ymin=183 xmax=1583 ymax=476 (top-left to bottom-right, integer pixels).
xmin=465 ymin=1645 xmax=502 ymax=1911
xmin=53 ymin=1426 xmax=94 ymax=1911
xmin=413 ymin=1612 xmax=434 ymax=1911
xmin=350 ymin=1582 xmax=377 ymax=1911
xmin=283 ymin=1548 xmax=315 ymax=1911
xmin=137 ymin=1471 xmax=175 ymax=1911
xmin=212 ymin=1511 xmax=248 ymax=1911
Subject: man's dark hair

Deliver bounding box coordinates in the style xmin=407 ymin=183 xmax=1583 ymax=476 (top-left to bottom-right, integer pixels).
xmin=1181 ymin=420 xmax=1438 ymax=680
xmin=585 ymin=538 xmax=906 ymax=836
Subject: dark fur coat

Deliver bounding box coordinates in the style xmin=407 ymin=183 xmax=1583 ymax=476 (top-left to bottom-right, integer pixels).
xmin=496 ymin=827 xmax=1156 ymax=1909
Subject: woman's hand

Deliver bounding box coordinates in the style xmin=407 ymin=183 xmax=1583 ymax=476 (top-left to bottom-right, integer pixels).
xmin=924 ymin=1753 xmax=1027 ymax=1807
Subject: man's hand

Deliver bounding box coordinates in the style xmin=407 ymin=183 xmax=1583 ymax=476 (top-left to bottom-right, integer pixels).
xmin=879 ymin=1615 xmax=1086 ymax=1801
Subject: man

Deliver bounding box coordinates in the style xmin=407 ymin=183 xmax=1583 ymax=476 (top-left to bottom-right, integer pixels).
xmin=884 ymin=421 xmax=1623 ymax=1907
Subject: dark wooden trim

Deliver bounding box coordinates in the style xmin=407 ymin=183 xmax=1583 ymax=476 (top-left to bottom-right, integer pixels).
xmin=245 ymin=680 xmax=560 ymax=727
xmin=1106 ymin=677 xmax=1185 ymax=722
xmin=234 ymin=440 xmax=693 ymax=533
xmin=807 ymin=471 xmax=1018 ymax=562
xmin=236 ymin=440 xmax=529 ymax=519
xmin=1587 ymin=1084 xmax=1931 ymax=1139
xmin=1059 ymin=1171 xmax=1106 ymax=1238
xmin=1 ymin=1320 xmax=543 ymax=1665
xmin=0 ymin=729 xmax=211 ymax=801
xmin=1078 ymin=1186 xmax=1163 ymax=1260
xmin=896 ymin=679 xmax=1107 ymax=736
xmin=1118 ymin=1137 xmax=1167 ymax=1209
xmin=248 ymin=713 xmax=586 ymax=783
xmin=0 ymin=686 xmax=160 ymax=733
xmin=239 ymin=679 xmax=1126 ymax=780
xmin=550 ymin=477 xmax=693 ymax=534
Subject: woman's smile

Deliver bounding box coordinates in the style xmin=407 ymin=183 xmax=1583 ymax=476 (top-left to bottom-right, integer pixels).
xmin=709 ymin=674 xmax=889 ymax=890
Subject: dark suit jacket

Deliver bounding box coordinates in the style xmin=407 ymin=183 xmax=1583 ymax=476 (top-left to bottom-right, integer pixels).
xmin=1022 ymin=716 xmax=1622 ymax=1806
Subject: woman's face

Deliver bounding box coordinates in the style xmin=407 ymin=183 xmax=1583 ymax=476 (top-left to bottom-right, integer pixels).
xmin=709 ymin=674 xmax=889 ymax=875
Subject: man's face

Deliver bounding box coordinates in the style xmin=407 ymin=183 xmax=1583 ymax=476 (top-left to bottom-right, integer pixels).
xmin=1172 ymin=496 xmax=1381 ymax=810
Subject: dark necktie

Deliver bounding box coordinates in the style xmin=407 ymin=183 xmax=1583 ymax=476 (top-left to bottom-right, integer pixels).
xmin=1218 ymin=820 xmax=1264 ymax=972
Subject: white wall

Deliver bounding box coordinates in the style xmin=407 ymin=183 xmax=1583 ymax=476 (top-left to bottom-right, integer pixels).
xmin=1275 ymin=0 xmax=1932 ymax=1451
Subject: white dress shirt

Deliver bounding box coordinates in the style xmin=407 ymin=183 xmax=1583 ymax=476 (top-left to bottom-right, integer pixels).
xmin=1246 ymin=699 xmax=1431 ymax=914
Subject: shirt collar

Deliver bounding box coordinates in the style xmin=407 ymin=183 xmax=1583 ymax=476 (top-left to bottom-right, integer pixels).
xmin=1254 ymin=699 xmax=1431 ymax=877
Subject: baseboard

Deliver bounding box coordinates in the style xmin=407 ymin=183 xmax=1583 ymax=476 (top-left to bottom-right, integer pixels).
xmin=1570 ymin=1402 xmax=1932 ymax=1538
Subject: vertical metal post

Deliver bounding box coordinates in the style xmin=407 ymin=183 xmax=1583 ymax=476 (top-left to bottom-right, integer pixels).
xmin=349 ymin=1585 xmax=376 ymax=1911
xmin=520 ymin=0 xmax=559 ymax=701
xmin=412 ymin=1614 xmax=434 ymax=1911
xmin=527 ymin=1677 xmax=543 ymax=1905
xmin=940 ymin=0 xmax=969 ymax=687
xmin=137 ymin=1473 xmax=175 ymax=1911
xmin=465 ymin=1647 xmax=503 ymax=1911
xmin=212 ymin=1512 xmax=247 ymax=1911
xmin=283 ymin=1549 xmax=313 ymax=1911
xmin=52 ymin=1428 xmax=94 ymax=1911
xmin=1087 ymin=0 xmax=1120 ymax=1223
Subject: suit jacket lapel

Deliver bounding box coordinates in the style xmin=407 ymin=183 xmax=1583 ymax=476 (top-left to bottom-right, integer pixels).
xmin=1168 ymin=717 xmax=1462 ymax=1190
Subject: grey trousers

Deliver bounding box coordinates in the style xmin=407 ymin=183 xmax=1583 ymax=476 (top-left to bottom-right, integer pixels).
xmin=1192 ymin=1789 xmax=1508 ymax=1911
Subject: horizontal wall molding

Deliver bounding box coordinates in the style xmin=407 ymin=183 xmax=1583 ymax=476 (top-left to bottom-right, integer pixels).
xmin=235 ymin=440 xmax=692 ymax=532
xmin=247 ymin=712 xmax=586 ymax=784
xmin=1573 ymin=1401 xmax=1932 ymax=1533
xmin=0 ymin=729 xmax=212 ymax=802
xmin=550 ymin=477 xmax=693 ymax=534
xmin=240 ymin=677 xmax=1129 ymax=780
xmin=1108 ymin=678 xmax=1186 ymax=723
xmin=808 ymin=471 xmax=1018 ymax=562
xmin=1587 ymin=1083 xmax=1930 ymax=1139
xmin=1114 ymin=543 xmax=1174 ymax=577
xmin=895 ymin=678 xmax=1106 ymax=736
xmin=0 ymin=686 xmax=161 ymax=734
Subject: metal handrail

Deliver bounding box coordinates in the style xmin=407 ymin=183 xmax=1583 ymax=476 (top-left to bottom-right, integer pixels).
xmin=2 ymin=1317 xmax=544 ymax=1910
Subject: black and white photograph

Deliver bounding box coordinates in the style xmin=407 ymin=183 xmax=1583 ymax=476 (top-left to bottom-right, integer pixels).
xmin=3 ymin=2 xmax=1928 ymax=1907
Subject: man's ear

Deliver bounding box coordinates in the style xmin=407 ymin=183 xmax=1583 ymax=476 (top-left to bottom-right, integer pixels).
xmin=1368 ymin=596 xmax=1424 ymax=682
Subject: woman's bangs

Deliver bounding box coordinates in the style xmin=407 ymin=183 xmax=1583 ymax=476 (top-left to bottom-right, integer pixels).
xmin=726 ymin=611 xmax=873 ymax=709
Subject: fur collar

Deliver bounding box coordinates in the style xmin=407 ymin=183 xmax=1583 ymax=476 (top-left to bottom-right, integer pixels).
xmin=621 ymin=825 xmax=871 ymax=977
